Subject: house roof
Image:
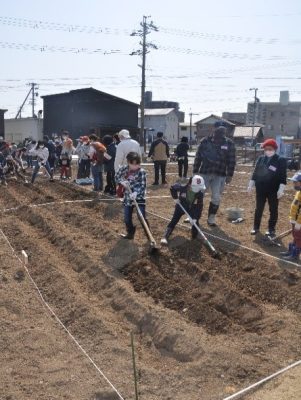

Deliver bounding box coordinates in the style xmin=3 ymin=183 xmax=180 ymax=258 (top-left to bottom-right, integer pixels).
xmin=195 ymin=114 xmax=235 ymax=126
xmin=144 ymin=108 xmax=176 ymax=116
xmin=233 ymin=126 xmax=263 ymax=138
xmin=41 ymin=87 xmax=139 ymax=107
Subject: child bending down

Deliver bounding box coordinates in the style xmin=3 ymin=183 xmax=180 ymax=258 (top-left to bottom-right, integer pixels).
xmin=115 ymin=151 xmax=147 ymax=240
xmin=161 ymin=175 xmax=206 ymax=245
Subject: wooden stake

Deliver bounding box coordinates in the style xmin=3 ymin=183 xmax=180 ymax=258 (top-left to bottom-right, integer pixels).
xmin=131 ymin=332 xmax=139 ymax=400
xmin=21 ymin=250 xmax=28 ymax=265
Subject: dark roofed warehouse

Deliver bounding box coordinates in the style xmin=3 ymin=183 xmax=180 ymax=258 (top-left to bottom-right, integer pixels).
xmin=42 ymin=88 xmax=139 ymax=139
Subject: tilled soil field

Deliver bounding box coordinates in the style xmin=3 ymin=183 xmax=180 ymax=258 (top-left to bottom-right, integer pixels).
xmin=1 ymin=164 xmax=301 ymax=400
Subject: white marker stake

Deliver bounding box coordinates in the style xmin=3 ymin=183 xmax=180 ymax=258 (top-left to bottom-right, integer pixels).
xmin=21 ymin=250 xmax=28 ymax=265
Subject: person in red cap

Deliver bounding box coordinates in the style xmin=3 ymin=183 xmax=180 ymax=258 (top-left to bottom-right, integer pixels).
xmin=247 ymin=138 xmax=287 ymax=237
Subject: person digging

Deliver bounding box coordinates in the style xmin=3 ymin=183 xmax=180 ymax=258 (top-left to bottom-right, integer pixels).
xmin=115 ymin=151 xmax=147 ymax=240
xmin=280 ymin=172 xmax=301 ymax=261
xmin=161 ymin=175 xmax=206 ymax=245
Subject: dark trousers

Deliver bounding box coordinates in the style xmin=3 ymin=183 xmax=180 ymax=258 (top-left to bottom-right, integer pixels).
xmin=104 ymin=171 xmax=116 ymax=194
xmin=254 ymin=190 xmax=278 ymax=232
xmin=178 ymin=158 xmax=188 ymax=178
xmin=154 ymin=160 xmax=167 ymax=184
xmin=168 ymin=204 xmax=200 ymax=237
xmin=78 ymin=159 xmax=91 ymax=179
xmin=124 ymin=204 xmax=146 ymax=231
xmin=48 ymin=157 xmax=56 ymax=170
xmin=91 ymin=164 xmax=103 ymax=191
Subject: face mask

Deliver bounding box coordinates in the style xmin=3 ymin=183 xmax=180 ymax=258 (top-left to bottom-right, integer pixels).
xmin=191 ymin=185 xmax=201 ymax=193
xmin=264 ymin=150 xmax=275 ymax=158
xmin=40 ymin=145 xmax=45 ymax=149
xmin=129 ymin=164 xmax=140 ymax=171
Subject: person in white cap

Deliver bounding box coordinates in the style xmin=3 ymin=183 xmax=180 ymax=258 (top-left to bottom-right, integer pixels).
xmin=114 ymin=129 xmax=141 ymax=172
xmin=161 ymin=175 xmax=206 ymax=245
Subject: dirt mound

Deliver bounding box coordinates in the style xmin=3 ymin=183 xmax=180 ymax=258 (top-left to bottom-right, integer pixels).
xmin=122 ymin=252 xmax=264 ymax=335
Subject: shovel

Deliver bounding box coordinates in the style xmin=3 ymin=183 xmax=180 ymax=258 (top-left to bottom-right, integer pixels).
xmin=177 ymin=202 xmax=220 ymax=259
xmin=266 ymin=229 xmax=292 ymax=246
xmin=127 ymin=186 xmax=159 ymax=254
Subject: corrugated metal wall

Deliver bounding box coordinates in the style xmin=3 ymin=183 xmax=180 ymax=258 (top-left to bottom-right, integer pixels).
xmin=43 ymin=90 xmax=138 ymax=139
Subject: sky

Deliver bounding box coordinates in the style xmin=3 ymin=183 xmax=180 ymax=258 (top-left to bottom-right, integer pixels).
xmin=1 ymin=0 xmax=301 ymax=121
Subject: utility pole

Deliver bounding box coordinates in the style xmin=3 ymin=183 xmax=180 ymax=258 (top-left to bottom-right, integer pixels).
xmin=15 ymin=82 xmax=39 ymax=119
xmin=131 ymin=16 xmax=158 ymax=152
xmin=189 ymin=111 xmax=199 ymax=149
xmin=249 ymin=88 xmax=258 ymax=144
xmin=30 ymin=82 xmax=39 ymax=118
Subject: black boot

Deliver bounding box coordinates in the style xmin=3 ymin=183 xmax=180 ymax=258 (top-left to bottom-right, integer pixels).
xmin=160 ymin=227 xmax=173 ymax=245
xmin=191 ymin=223 xmax=199 ymax=239
xmin=208 ymin=202 xmax=219 ymax=227
xmin=121 ymin=226 xmax=136 ymax=240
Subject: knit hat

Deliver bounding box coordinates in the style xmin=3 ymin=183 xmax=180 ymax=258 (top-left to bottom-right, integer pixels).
xmin=261 ymin=139 xmax=278 ymax=150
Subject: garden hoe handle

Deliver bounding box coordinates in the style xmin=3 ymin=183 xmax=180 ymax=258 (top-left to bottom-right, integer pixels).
xmin=177 ymin=201 xmax=219 ymax=258
xmin=127 ymin=186 xmax=157 ymax=247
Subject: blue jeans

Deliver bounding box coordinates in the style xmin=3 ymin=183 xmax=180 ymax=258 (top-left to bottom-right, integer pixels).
xmin=31 ymin=160 xmax=53 ymax=183
xmin=78 ymin=159 xmax=91 ymax=179
xmin=124 ymin=204 xmax=146 ymax=231
xmin=202 ymin=174 xmax=226 ymax=206
xmin=91 ymin=164 xmax=103 ymax=191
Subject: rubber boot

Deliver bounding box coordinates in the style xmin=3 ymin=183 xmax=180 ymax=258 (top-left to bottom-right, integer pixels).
xmin=280 ymin=243 xmax=294 ymax=257
xmin=283 ymin=244 xmax=300 ymax=261
xmin=160 ymin=227 xmax=173 ymax=245
xmin=208 ymin=202 xmax=219 ymax=227
xmin=121 ymin=226 xmax=136 ymax=240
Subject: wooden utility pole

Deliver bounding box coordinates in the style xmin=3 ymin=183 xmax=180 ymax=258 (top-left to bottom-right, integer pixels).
xmin=189 ymin=111 xmax=199 ymax=149
xmin=131 ymin=16 xmax=158 ymax=151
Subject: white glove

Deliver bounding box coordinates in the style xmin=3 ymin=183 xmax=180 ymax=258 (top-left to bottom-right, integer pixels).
xmin=120 ymin=180 xmax=129 ymax=188
xmin=295 ymin=222 xmax=301 ymax=231
xmin=277 ymin=184 xmax=285 ymax=199
xmin=175 ymin=199 xmax=180 ymax=204
xmin=247 ymin=180 xmax=255 ymax=194
xmin=290 ymin=219 xmax=296 ymax=225
xmin=191 ymin=219 xmax=197 ymax=225
xmin=129 ymin=192 xmax=137 ymax=200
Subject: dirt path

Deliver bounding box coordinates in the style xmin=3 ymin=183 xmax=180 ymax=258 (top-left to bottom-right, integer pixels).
xmin=1 ymin=166 xmax=301 ymax=399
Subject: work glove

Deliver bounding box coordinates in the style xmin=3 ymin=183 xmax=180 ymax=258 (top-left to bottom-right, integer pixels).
xmin=129 ymin=192 xmax=137 ymax=200
xmin=295 ymin=222 xmax=301 ymax=231
xmin=225 ymin=176 xmax=232 ymax=185
xmin=290 ymin=219 xmax=296 ymax=225
xmin=191 ymin=218 xmax=197 ymax=225
xmin=120 ymin=180 xmax=129 ymax=188
xmin=247 ymin=180 xmax=255 ymax=194
xmin=277 ymin=184 xmax=286 ymax=199
xmin=175 ymin=199 xmax=181 ymax=205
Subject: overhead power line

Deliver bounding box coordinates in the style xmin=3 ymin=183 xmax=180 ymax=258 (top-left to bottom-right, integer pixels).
xmin=1 ymin=15 xmax=301 ymax=46
xmin=0 ymin=41 xmax=122 ymax=55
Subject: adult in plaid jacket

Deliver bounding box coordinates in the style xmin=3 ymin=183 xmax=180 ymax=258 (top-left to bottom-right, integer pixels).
xmin=193 ymin=123 xmax=236 ymax=226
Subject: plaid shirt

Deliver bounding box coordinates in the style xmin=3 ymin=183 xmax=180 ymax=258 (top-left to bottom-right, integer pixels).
xmin=193 ymin=136 xmax=236 ymax=177
xmin=115 ymin=166 xmax=147 ymax=206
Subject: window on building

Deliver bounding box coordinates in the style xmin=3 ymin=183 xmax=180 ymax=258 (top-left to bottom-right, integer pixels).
xmin=181 ymin=126 xmax=187 ymax=131
xmin=281 ymin=112 xmax=285 ymax=117
xmin=280 ymin=124 xmax=284 ymax=131
xmin=270 ymin=111 xmax=274 ymax=117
